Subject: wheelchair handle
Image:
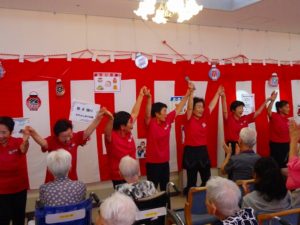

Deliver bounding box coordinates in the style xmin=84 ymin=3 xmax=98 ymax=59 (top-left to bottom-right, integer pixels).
xmin=274 ymin=216 xmax=292 ymax=225
xmin=89 ymin=192 xmax=101 ymax=206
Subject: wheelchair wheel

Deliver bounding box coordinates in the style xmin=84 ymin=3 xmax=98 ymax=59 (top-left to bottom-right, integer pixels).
xmin=165 ymin=209 xmax=185 ymax=225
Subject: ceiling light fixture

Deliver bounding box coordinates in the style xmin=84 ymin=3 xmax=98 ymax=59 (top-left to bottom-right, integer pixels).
xmin=134 ymin=0 xmax=203 ymax=24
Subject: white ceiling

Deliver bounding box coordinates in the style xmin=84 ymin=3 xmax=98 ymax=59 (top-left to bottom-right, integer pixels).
xmin=0 ymin=0 xmax=299 ymax=34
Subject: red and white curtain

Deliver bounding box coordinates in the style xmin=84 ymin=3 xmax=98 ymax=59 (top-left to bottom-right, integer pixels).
xmin=1 ymin=58 xmax=300 ymax=189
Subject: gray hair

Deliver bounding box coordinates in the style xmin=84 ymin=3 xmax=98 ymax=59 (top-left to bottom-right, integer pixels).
xmin=206 ymin=176 xmax=241 ymax=217
xmin=100 ymin=192 xmax=137 ymax=225
xmin=119 ymin=156 xmax=140 ymax=179
xmin=239 ymin=127 xmax=257 ymax=148
xmin=46 ymin=149 xmax=71 ymax=178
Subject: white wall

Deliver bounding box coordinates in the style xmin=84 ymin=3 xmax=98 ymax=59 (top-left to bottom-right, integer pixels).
xmin=0 ymin=8 xmax=300 ymax=60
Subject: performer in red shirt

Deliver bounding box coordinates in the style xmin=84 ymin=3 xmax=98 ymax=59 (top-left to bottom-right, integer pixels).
xmin=268 ymin=91 xmax=290 ymax=168
xmin=183 ymin=85 xmax=224 ymax=194
xmin=144 ymin=83 xmax=193 ymax=191
xmin=221 ymin=90 xmax=275 ymax=155
xmin=105 ymin=86 xmax=148 ymax=188
xmin=0 ymin=116 xmax=30 ymax=225
xmin=28 ymin=108 xmax=110 ymax=182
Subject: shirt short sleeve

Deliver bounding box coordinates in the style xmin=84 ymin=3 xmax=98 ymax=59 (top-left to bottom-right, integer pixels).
xmin=73 ymin=131 xmax=88 ymax=146
xmin=167 ymin=110 xmax=176 ymax=124
xmin=245 ymin=112 xmax=255 ymax=123
xmin=41 ymin=136 xmax=53 ymax=152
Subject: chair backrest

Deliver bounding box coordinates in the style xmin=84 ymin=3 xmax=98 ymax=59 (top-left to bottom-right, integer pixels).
xmin=188 ymin=187 xmax=208 ymax=214
xmin=35 ymin=198 xmax=92 ymax=225
xmin=134 ymin=191 xmax=168 ymax=225
xmin=257 ymin=208 xmax=300 ymax=225
xmin=236 ymin=179 xmax=255 ymax=196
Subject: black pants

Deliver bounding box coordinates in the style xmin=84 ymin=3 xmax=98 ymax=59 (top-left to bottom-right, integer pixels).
xmin=112 ymin=179 xmax=126 ymax=189
xmin=183 ymin=146 xmax=211 ymax=194
xmin=146 ymin=162 xmax=170 ymax=191
xmin=0 ymin=189 xmax=27 ymax=225
xmin=270 ymin=142 xmax=290 ymax=168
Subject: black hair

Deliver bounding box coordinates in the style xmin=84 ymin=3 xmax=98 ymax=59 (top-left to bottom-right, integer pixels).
xmin=230 ymin=100 xmax=245 ymax=112
xmin=254 ymin=157 xmax=287 ymax=202
xmin=113 ymin=111 xmax=131 ymax=130
xmin=151 ymin=102 xmax=167 ymax=118
xmin=275 ymin=100 xmax=289 ymax=113
xmin=0 ymin=116 xmax=15 ymax=133
xmin=193 ymin=97 xmax=205 ymax=109
xmin=53 ymin=119 xmax=73 ymax=136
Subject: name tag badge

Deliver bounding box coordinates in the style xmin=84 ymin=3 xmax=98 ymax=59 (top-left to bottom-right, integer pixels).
xmin=8 ymin=149 xmax=19 ymax=155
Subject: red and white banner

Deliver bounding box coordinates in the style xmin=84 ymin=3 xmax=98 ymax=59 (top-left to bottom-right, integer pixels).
xmin=0 ymin=59 xmax=300 ymax=189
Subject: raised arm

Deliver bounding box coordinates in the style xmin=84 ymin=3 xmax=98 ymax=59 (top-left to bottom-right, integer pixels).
xmin=83 ymin=107 xmax=112 ymax=140
xmin=208 ymin=85 xmax=224 ymax=113
xmin=20 ymin=127 xmax=30 ymax=154
xmin=27 ymin=126 xmax=48 ymax=149
xmin=104 ymin=110 xmax=114 ymax=143
xmin=254 ymin=92 xmax=273 ymax=119
xmin=175 ymin=83 xmax=194 ymax=116
xmin=186 ymin=87 xmax=194 ymax=120
xmin=144 ymin=88 xmax=152 ymax=126
xmin=267 ymin=91 xmax=278 ymax=118
xmin=221 ymin=90 xmax=228 ymax=120
xmin=220 ymin=142 xmax=232 ymax=175
xmin=289 ymin=120 xmax=300 ymax=159
xmin=131 ymin=86 xmax=146 ymax=120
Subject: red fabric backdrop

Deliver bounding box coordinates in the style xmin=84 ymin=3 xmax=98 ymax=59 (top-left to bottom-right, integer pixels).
xmin=1 ymin=58 xmax=300 ymax=181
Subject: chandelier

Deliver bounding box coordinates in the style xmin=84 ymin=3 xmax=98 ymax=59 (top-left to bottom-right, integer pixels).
xmin=134 ymin=0 xmax=204 ymax=24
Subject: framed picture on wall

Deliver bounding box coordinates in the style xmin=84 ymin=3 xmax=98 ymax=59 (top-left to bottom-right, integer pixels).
xmin=94 ymin=72 xmax=121 ymax=93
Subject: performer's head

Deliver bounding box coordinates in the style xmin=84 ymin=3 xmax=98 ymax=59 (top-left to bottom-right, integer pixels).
xmin=0 ymin=116 xmax=14 ymax=145
xmin=193 ymin=97 xmax=205 ymax=117
xmin=230 ymin=100 xmax=245 ymax=118
xmin=275 ymin=100 xmax=289 ymax=115
xmin=113 ymin=111 xmax=133 ymax=133
xmin=54 ymin=119 xmax=73 ymax=144
xmin=151 ymin=102 xmax=168 ymax=122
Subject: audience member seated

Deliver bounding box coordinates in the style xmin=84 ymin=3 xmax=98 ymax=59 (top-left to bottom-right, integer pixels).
xmin=242 ymin=157 xmax=292 ymax=213
xmin=116 ymin=156 xmax=157 ymax=199
xmin=39 ymin=149 xmax=86 ymax=206
xmin=286 ymin=120 xmax=300 ymax=207
xmin=206 ymin=176 xmax=258 ymax=225
xmin=96 ymin=192 xmax=137 ymax=225
xmin=221 ymin=127 xmax=260 ymax=181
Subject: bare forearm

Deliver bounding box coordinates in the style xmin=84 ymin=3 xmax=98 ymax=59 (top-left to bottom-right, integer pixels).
xmin=145 ymin=96 xmax=152 ymax=124
xmin=289 ymin=138 xmax=298 ymax=158
xmin=176 ymin=94 xmax=189 ymax=116
xmin=221 ymin=154 xmax=231 ymax=174
xmin=254 ymin=99 xmax=270 ymax=118
xmin=221 ymin=95 xmax=228 ymax=119
xmin=209 ymin=92 xmax=220 ymax=113
xmin=131 ymin=93 xmax=144 ymax=119
xmin=20 ymin=140 xmax=29 ymax=153
xmin=83 ymin=116 xmax=103 ymax=139
xmin=267 ymin=100 xmax=275 ymax=117
xmin=104 ymin=119 xmax=114 ymax=142
xmin=31 ymin=132 xmax=48 ymax=149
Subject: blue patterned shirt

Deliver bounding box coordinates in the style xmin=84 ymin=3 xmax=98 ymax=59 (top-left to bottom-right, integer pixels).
xmin=39 ymin=177 xmax=86 ymax=207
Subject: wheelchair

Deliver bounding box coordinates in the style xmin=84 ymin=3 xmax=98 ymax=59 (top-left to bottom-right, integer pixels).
xmin=28 ymin=193 xmax=100 ymax=225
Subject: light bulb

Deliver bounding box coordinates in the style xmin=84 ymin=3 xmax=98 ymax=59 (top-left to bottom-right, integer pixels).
xmin=152 ymin=8 xmax=167 ymax=24
xmin=166 ymin=0 xmax=184 ymax=13
xmin=134 ymin=0 xmax=156 ymax=20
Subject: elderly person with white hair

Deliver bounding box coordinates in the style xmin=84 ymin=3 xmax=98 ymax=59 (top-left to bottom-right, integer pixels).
xmin=115 ymin=156 xmax=157 ymax=199
xmin=39 ymin=149 xmax=86 ymax=206
xmin=221 ymin=127 xmax=260 ymax=181
xmin=96 ymin=192 xmax=137 ymax=225
xmin=206 ymin=176 xmax=258 ymax=225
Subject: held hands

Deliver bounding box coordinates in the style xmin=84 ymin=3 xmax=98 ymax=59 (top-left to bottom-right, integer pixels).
xmin=99 ymin=107 xmax=114 ymax=120
xmin=22 ymin=126 xmax=30 ymax=142
xmin=217 ymin=86 xmax=225 ymax=96
xmin=269 ymin=91 xmax=278 ymax=102
xmin=143 ymin=87 xmax=151 ymax=98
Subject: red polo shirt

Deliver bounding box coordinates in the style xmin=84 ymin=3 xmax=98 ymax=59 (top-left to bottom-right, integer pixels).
xmin=146 ymin=110 xmax=176 ymax=163
xmin=0 ymin=137 xmax=29 ymax=194
xmin=105 ymin=130 xmax=136 ymax=180
xmin=184 ymin=109 xmax=210 ymax=146
xmin=269 ymin=112 xmax=290 ymax=143
xmin=42 ymin=131 xmax=88 ymax=183
xmin=224 ymin=112 xmax=255 ymax=142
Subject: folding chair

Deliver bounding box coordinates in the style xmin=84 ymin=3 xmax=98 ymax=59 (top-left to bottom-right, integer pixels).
xmin=257 ymin=208 xmax=300 ymax=225
xmin=34 ymin=193 xmax=100 ymax=225
xmin=176 ymin=187 xmax=218 ymax=225
xmin=134 ymin=191 xmax=168 ymax=225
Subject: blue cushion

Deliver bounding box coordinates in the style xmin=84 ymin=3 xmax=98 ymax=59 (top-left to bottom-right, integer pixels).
xmin=176 ymin=210 xmax=219 ymax=225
